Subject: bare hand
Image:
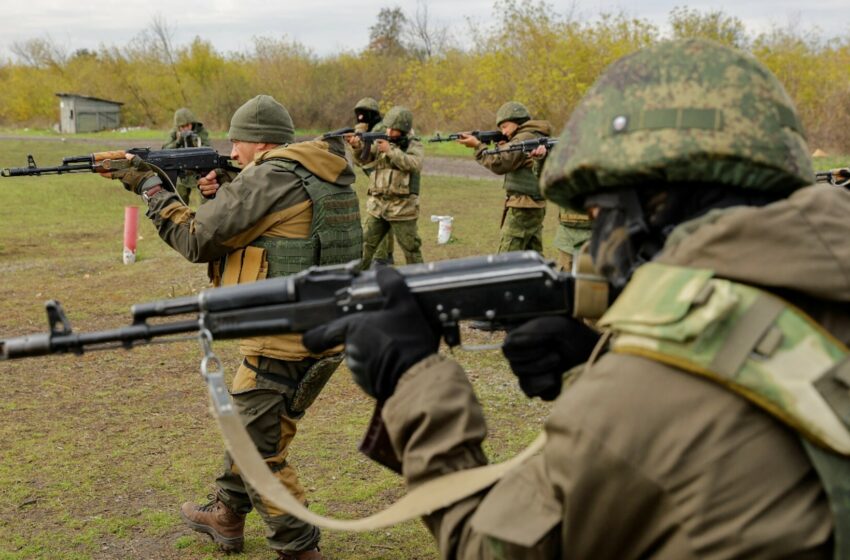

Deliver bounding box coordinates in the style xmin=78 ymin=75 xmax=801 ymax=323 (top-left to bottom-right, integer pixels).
xmin=198 ymin=169 xmax=220 ymax=198
xmin=530 ymin=145 xmax=548 ymax=159
xmin=346 ymin=135 xmax=362 ymax=149
xmin=457 ymin=133 xmax=481 ymax=149
xmin=375 ymin=139 xmax=391 ymax=153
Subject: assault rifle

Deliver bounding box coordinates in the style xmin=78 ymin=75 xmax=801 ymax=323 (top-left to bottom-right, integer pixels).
xmin=428 ymin=130 xmax=508 ymax=144
xmin=321 ymin=127 xmax=355 ymax=140
xmin=0 ymin=251 xmax=608 ymax=473
xmin=482 ymin=137 xmax=558 ymax=156
xmin=815 ymin=167 xmax=850 ymax=188
xmin=1 ymin=147 xmax=241 ymax=191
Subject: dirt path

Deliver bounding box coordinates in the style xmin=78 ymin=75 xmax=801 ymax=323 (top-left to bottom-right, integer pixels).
xmin=1 ymin=135 xmax=495 ymax=180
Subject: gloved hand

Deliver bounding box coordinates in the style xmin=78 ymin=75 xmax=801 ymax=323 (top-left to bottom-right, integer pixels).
xmin=303 ymin=267 xmax=440 ymax=400
xmin=107 ymin=155 xmax=161 ymax=195
xmin=502 ymin=316 xmax=601 ymax=401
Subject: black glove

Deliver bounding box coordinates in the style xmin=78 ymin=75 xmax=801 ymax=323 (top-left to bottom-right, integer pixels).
xmin=303 ymin=267 xmax=440 ymax=400
xmin=109 ymin=155 xmax=161 ymax=195
xmin=502 ymin=316 xmax=600 ymax=401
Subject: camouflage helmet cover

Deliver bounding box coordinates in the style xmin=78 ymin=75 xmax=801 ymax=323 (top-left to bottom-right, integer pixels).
xmin=383 ymin=106 xmax=414 ymax=133
xmin=173 ymin=107 xmax=198 ymax=127
xmin=541 ymin=39 xmax=813 ymax=208
xmin=496 ymin=101 xmax=531 ymax=126
xmin=354 ymin=97 xmax=381 ymax=113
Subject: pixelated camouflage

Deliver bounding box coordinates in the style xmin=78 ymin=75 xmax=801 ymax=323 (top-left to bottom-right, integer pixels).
xmin=495 ymin=101 xmax=531 ymax=126
xmin=541 ymin=39 xmax=814 ymax=208
xmin=354 ymin=97 xmax=381 ymax=113
xmin=173 ymin=107 xmax=198 ymax=127
xmin=383 ymin=106 xmax=414 ymax=133
xmin=600 ymin=261 xmax=850 ymax=455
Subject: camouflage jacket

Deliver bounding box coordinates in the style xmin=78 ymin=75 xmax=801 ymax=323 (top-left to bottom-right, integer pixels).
xmin=162 ymin=123 xmax=211 ymax=149
xmin=383 ymin=184 xmax=848 ymax=559
xmin=354 ymin=135 xmax=424 ymax=221
xmin=475 ymin=120 xmax=551 ymax=208
xmin=144 ymin=139 xmax=357 ymax=361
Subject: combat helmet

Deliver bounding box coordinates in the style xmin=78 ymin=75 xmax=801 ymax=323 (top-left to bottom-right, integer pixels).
xmin=228 ymin=95 xmax=295 ymax=145
xmin=541 ymin=39 xmax=814 ymax=209
xmin=354 ymin=97 xmax=381 ymax=113
xmin=173 ymin=108 xmax=198 ymax=127
xmin=383 ymin=106 xmax=414 ymax=133
xmin=496 ymin=102 xmax=531 ymax=126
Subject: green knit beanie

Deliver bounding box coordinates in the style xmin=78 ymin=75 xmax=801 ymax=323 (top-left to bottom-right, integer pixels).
xmin=228 ymin=95 xmax=295 ymax=144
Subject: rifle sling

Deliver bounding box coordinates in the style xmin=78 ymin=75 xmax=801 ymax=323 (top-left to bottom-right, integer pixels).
xmin=205 ymin=368 xmax=546 ymax=531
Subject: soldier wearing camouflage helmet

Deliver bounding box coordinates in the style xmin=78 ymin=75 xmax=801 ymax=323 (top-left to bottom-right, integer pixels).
xmin=459 ymin=101 xmax=590 ymax=263
xmin=349 ymin=105 xmax=424 ymax=268
xmin=303 ymin=39 xmax=850 ymax=558
xmin=162 ymin=107 xmax=211 ymax=205
xmin=106 ymin=94 xmax=362 ymax=560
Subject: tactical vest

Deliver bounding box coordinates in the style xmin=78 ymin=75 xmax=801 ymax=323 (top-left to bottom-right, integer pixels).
xmin=503 ymin=132 xmax=545 ymax=200
xmin=369 ymin=141 xmax=420 ymax=198
xmin=598 ymin=262 xmax=850 ymax=558
xmin=250 ymin=159 xmax=362 ymax=278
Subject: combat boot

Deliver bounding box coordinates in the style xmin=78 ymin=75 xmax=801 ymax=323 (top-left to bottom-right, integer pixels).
xmin=180 ymin=494 xmax=245 ymax=552
xmin=276 ymin=548 xmax=323 ymax=560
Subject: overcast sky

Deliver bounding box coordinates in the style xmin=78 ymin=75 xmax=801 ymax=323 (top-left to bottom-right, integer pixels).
xmin=0 ymin=0 xmax=847 ymax=60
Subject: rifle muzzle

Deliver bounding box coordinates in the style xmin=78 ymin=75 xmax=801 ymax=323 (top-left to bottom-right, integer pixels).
xmin=1 ymin=333 xmax=52 ymax=360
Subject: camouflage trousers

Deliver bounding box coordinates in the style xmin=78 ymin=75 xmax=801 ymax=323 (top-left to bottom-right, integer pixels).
xmin=374 ymin=230 xmax=395 ymax=264
xmin=498 ymin=207 xmax=546 ymax=253
xmin=216 ymin=355 xmax=338 ymax=554
xmin=553 ymin=222 xmax=592 ymax=272
xmin=361 ymin=215 xmax=423 ymax=269
xmin=175 ymin=173 xmax=206 ymax=206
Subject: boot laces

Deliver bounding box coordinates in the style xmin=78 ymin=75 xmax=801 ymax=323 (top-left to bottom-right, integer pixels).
xmin=196 ymin=494 xmax=219 ymax=513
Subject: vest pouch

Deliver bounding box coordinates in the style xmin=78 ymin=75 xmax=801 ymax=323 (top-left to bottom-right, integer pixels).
xmin=599 ymin=265 xmax=734 ymax=342
xmin=221 ymin=246 xmax=269 ymax=287
xmin=289 ymin=354 xmax=344 ymax=415
xmin=387 ymin=169 xmax=411 ymax=197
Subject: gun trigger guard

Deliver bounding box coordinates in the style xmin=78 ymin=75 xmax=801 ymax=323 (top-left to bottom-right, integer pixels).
xmin=45 ymin=300 xmax=72 ymax=336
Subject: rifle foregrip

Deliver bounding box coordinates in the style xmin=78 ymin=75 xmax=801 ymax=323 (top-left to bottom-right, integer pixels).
xmin=93 ymin=150 xmax=127 ymax=162
xmin=1 ymin=333 xmax=52 ymax=360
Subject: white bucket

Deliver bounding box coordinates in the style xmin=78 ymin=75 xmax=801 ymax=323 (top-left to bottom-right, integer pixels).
xmin=430 ymin=215 xmax=454 ymax=244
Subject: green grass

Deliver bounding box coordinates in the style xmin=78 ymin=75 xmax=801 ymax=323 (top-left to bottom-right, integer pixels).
xmin=0 ymin=138 xmax=553 ymax=559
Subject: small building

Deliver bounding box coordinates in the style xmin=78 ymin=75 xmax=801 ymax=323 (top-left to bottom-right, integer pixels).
xmin=55 ymin=93 xmax=123 ymax=134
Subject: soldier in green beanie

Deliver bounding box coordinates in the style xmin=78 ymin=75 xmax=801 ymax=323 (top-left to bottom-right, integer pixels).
xmin=349 ymin=105 xmax=424 ymax=269
xmin=304 ymin=40 xmax=848 ymax=558
xmin=162 ymin=107 xmax=211 ymax=205
xmin=105 ymin=94 xmax=361 ymax=560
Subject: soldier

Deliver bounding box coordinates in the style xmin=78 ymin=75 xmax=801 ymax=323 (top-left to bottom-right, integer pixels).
xmin=352 ymin=97 xmax=395 ymax=265
xmin=349 ymin=106 xmax=424 ymax=269
xmin=304 ymin=40 xmax=848 ymax=558
xmin=458 ymin=102 xmax=559 ymax=255
xmin=162 ymin=107 xmax=211 ymax=205
xmin=105 ymin=95 xmax=362 ymax=560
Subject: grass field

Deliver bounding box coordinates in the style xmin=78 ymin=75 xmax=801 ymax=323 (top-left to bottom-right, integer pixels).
xmin=0 ymin=138 xmax=555 ymax=559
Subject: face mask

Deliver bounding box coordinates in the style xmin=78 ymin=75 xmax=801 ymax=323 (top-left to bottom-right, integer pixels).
xmin=585 ymin=190 xmax=650 ymax=290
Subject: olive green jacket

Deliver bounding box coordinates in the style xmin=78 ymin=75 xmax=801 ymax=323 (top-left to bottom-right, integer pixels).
xmin=162 ymin=122 xmax=211 ymax=149
xmin=474 ymin=120 xmax=551 ymax=176
xmin=383 ymin=184 xmax=848 ymax=559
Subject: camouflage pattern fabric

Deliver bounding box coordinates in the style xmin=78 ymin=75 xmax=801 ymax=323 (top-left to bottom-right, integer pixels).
xmin=600 ymin=261 xmax=850 ymax=455
xmin=541 ymin=38 xmax=814 ymax=209
xmin=361 ymin=214 xmax=422 ymax=269
xmin=498 ymin=207 xmax=545 ymax=253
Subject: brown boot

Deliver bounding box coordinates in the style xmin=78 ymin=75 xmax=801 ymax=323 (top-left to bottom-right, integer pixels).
xmin=179 ymin=494 xmax=245 ymax=552
xmin=276 ymin=548 xmax=323 ymax=560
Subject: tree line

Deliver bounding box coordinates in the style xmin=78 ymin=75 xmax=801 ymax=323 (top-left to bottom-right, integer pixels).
xmin=1 ymin=1 xmax=848 ymax=152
